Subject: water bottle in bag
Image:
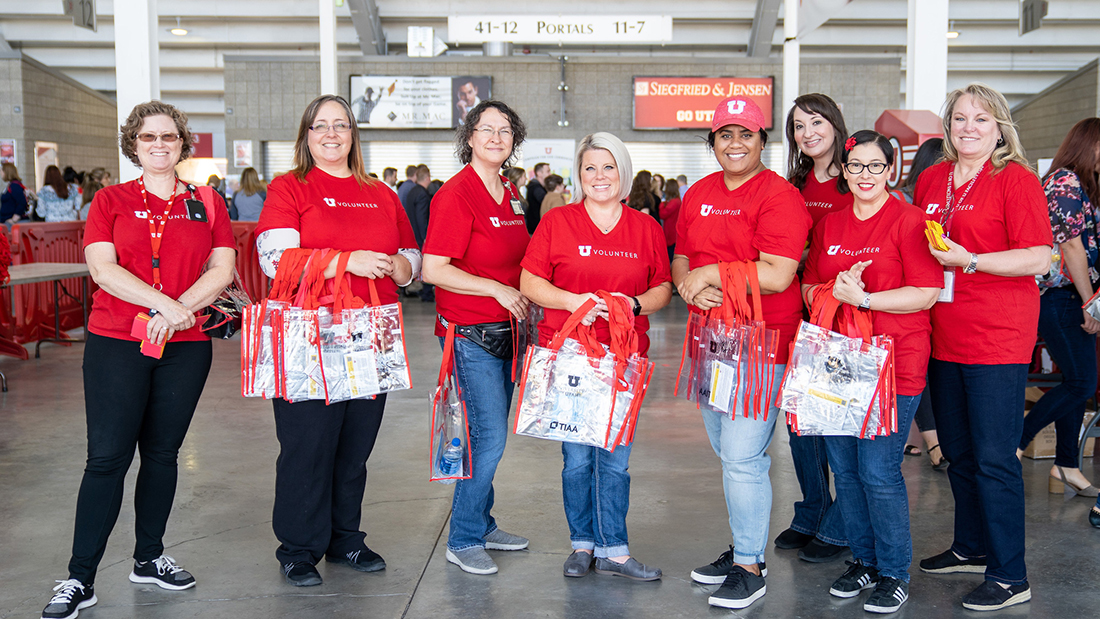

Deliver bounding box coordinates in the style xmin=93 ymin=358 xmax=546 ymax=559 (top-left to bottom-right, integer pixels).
xmin=439 ymin=438 xmax=464 ymax=476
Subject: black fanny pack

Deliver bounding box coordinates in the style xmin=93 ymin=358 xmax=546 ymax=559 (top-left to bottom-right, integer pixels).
xmin=444 ymin=317 xmax=514 ymax=360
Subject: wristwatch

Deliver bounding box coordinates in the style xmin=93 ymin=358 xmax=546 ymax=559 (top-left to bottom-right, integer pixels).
xmin=631 ymin=296 xmax=642 ymax=316
xmin=963 ymin=252 xmax=979 ymax=274
xmin=859 ymin=292 xmax=871 ymax=310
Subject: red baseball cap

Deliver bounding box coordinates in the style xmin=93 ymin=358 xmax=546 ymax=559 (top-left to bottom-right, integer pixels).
xmin=711 ymin=96 xmax=766 ymax=133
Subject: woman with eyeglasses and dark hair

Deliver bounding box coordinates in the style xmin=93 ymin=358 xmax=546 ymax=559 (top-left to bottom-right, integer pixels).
xmin=255 ymin=94 xmax=419 ymax=587
xmin=777 ymin=92 xmax=853 ymax=563
xmin=914 ymin=83 xmax=1052 ymax=612
xmin=422 ymin=100 xmax=532 ymax=576
xmin=802 ymin=130 xmax=942 ymax=613
xmin=40 ymin=101 xmax=236 ymax=619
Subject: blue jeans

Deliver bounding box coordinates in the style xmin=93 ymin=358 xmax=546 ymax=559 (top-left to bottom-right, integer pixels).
xmin=442 ymin=336 xmax=516 ymax=551
xmin=824 ymin=394 xmax=920 ymax=581
xmin=928 ymin=359 xmax=1028 ymax=585
xmin=561 ymin=442 xmax=633 ymax=558
xmin=786 ymin=430 xmax=848 ymax=545
xmin=701 ymin=363 xmax=785 ymax=565
xmin=1021 ymin=287 xmax=1097 ymax=467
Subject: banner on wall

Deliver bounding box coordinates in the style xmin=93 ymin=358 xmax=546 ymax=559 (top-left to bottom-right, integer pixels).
xmin=34 ymin=142 xmax=59 ymax=192
xmin=349 ymin=75 xmax=493 ymax=129
xmin=632 ymin=77 xmax=774 ymax=130
xmin=519 ymin=139 xmax=576 ymax=194
xmin=0 ymin=139 xmax=15 ymax=165
xmin=192 ymin=133 xmax=213 ymax=158
xmin=234 ymin=140 xmax=253 ymax=167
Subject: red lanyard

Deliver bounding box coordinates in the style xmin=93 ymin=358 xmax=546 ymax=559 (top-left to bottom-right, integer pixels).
xmin=940 ymin=161 xmax=987 ymax=237
xmin=138 ymin=176 xmax=180 ymax=291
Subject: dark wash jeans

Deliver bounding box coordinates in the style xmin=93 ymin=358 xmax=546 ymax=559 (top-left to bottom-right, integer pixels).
xmin=1021 ymin=287 xmax=1097 ymax=467
xmin=929 ymin=359 xmax=1028 ymax=585
xmin=786 ymin=429 xmax=848 ymax=545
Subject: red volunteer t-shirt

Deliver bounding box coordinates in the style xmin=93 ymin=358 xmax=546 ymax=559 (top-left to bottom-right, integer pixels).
xmin=659 ymin=197 xmax=681 ymax=247
xmin=423 ymin=164 xmax=530 ymax=336
xmin=914 ymin=161 xmax=1052 ymax=364
xmin=803 ymin=197 xmax=944 ymax=395
xmin=522 ymin=202 xmax=671 ymax=355
xmin=801 ymin=172 xmax=853 ymax=227
xmin=83 ymin=180 xmax=236 ymax=341
xmin=256 ymin=168 xmax=416 ymax=306
xmin=676 ymin=170 xmax=812 ymax=363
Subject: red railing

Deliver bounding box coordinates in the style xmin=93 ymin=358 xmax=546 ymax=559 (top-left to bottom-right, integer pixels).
xmin=0 ymin=220 xmax=267 ymax=357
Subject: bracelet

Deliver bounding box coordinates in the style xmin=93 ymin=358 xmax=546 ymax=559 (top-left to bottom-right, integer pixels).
xmin=963 ymin=252 xmax=979 ymax=274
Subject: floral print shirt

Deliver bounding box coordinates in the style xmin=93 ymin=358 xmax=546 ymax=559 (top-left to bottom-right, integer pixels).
xmin=1045 ymin=168 xmax=1099 ymax=285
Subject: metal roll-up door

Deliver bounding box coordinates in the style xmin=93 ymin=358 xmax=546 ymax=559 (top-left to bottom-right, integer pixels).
xmin=262 ymin=141 xmax=296 ymax=179
xmin=361 ymin=142 xmax=462 ymax=182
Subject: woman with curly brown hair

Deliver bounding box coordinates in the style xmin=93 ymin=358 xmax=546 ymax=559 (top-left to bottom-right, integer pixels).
xmin=40 ymin=100 xmax=236 ymax=619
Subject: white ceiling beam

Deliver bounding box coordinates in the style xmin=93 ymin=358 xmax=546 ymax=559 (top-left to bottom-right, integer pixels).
xmin=346 ymin=0 xmax=386 ymax=55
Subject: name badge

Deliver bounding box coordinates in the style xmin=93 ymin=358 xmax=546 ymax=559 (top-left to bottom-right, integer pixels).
xmin=185 ymin=199 xmax=207 ymax=222
xmin=938 ymin=269 xmax=955 ymax=303
xmin=510 ymin=199 xmax=524 ymax=216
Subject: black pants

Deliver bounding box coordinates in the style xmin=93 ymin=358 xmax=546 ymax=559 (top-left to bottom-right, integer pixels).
xmin=68 ymin=333 xmax=212 ymax=584
xmin=272 ymin=395 xmax=386 ymax=565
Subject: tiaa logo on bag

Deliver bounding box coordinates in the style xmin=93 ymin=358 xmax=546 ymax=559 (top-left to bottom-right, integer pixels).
xmin=549 ymin=420 xmax=579 ymax=433
xmin=578 ymin=245 xmax=592 ymax=256
xmin=700 ymin=204 xmax=714 ymax=216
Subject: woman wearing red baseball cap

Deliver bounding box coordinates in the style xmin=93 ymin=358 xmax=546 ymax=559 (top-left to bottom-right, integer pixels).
xmin=673 ymin=96 xmax=811 ymax=610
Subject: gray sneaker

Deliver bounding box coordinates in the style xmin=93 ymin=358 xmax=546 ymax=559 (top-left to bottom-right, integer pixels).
xmin=446 ymin=547 xmax=498 ymax=575
xmin=484 ymin=529 xmax=529 ymax=551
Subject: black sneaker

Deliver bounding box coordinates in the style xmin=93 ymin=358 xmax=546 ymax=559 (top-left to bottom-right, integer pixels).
xmin=326 ymin=547 xmax=386 ymax=572
xmin=128 ymin=555 xmax=196 ymax=590
xmin=829 ymin=561 xmax=880 ymax=598
xmin=42 ymin=579 xmax=96 ymax=619
xmin=282 ymin=561 xmax=323 ymax=587
xmin=798 ymin=538 xmax=849 ymax=563
xmin=918 ymin=549 xmax=986 ymax=574
xmin=961 ymin=580 xmax=1031 ymax=611
xmin=690 ymin=546 xmax=767 ymax=584
xmin=774 ymin=527 xmax=815 ymax=549
xmin=708 ymin=566 xmax=766 ymax=609
xmin=864 ymin=577 xmax=909 ymax=613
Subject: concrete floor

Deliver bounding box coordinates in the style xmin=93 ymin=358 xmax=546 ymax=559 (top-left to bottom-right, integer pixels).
xmin=1 ymin=298 xmax=1098 ymax=619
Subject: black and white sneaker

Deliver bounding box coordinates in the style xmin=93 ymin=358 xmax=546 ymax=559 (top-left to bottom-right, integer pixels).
xmin=128 ymin=555 xmax=196 ymax=590
xmin=282 ymin=561 xmax=323 ymax=586
xmin=829 ymin=561 xmax=880 ymax=598
xmin=708 ymin=566 xmax=766 ymax=609
xmin=961 ymin=580 xmax=1031 ymax=611
xmin=326 ymin=547 xmax=386 ymax=572
xmin=690 ymin=546 xmax=767 ymax=584
xmin=41 ymin=579 xmax=96 ymax=619
xmin=864 ymin=577 xmax=909 ymax=614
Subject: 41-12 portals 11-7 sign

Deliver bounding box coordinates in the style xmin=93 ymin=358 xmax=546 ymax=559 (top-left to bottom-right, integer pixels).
xmin=447 ymin=15 xmax=673 ymax=44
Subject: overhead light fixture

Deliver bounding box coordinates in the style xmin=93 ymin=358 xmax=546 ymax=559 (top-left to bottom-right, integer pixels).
xmin=947 ymin=21 xmax=959 ymax=38
xmin=170 ymin=17 xmax=188 ymax=36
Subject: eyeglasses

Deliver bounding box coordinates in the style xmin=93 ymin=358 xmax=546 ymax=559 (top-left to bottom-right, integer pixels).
xmin=844 ymin=162 xmax=889 ymax=175
xmin=137 ymin=133 xmax=181 ymax=143
xmin=309 ymin=122 xmax=352 ymax=134
xmin=475 ymin=126 xmax=514 ymax=139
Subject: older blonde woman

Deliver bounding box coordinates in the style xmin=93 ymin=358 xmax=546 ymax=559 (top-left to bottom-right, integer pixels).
xmin=914 ymin=83 xmax=1052 ymax=612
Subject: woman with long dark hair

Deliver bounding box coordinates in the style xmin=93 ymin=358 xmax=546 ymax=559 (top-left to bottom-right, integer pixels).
xmin=37 ymin=164 xmax=81 ymax=221
xmin=1018 ymin=118 xmax=1100 ymax=499
xmin=776 ymin=92 xmax=851 ymax=563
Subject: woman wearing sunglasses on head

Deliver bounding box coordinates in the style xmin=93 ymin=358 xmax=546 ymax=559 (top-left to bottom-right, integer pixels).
xmin=802 ymin=130 xmax=942 ymax=614
xmin=41 ymin=101 xmax=236 ymax=619
xmin=255 ymin=95 xmax=419 ymax=587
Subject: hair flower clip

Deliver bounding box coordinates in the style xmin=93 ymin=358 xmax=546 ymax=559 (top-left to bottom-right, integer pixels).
xmin=844 ymin=137 xmax=857 ymax=151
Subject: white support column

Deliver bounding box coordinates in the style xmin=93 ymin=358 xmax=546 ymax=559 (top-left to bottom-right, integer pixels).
xmin=114 ymin=0 xmax=160 ymax=181
xmin=319 ymin=0 xmax=338 ymax=96
xmin=906 ymin=0 xmax=949 ymax=113
xmin=782 ymin=0 xmax=800 ymax=175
